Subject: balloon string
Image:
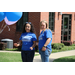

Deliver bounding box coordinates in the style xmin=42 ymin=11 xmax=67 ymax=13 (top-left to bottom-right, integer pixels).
xmin=0 ymin=20 xmax=5 ymax=30
xmin=6 ymin=24 xmax=10 ymax=31
xmin=0 ymin=24 xmax=10 ymax=34
xmin=0 ymin=21 xmax=10 ymax=34
xmin=0 ymin=24 xmax=7 ymax=33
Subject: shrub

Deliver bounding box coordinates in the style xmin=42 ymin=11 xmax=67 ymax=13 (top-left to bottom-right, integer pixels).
xmin=0 ymin=42 xmax=7 ymax=50
xmin=52 ymin=43 xmax=65 ymax=50
xmin=71 ymin=44 xmax=75 ymax=46
xmin=63 ymin=42 xmax=70 ymax=46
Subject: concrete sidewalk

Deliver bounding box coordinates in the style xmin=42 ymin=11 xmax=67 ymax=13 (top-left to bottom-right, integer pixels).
xmin=0 ymin=50 xmax=21 ymax=53
xmin=33 ymin=50 xmax=75 ymax=62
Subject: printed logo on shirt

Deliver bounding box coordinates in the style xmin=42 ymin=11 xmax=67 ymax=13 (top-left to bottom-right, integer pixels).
xmin=22 ymin=36 xmax=32 ymax=42
xmin=39 ymin=33 xmax=43 ymax=40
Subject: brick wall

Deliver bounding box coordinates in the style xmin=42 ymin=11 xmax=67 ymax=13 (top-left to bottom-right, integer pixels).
xmin=0 ymin=12 xmax=75 ymax=44
xmin=54 ymin=12 xmax=62 ymax=43
xmin=40 ymin=12 xmax=49 ymax=22
xmin=28 ymin=12 xmax=40 ymax=40
xmin=70 ymin=12 xmax=75 ymax=44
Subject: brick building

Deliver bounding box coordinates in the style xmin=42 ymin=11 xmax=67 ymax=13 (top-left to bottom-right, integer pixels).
xmin=0 ymin=12 xmax=75 ymax=45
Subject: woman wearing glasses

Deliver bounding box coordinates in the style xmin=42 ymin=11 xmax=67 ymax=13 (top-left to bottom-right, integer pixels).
xmin=14 ymin=22 xmax=37 ymax=62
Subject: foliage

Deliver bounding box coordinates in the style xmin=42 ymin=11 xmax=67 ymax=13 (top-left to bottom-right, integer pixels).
xmin=2 ymin=43 xmax=75 ymax=53
xmin=71 ymin=44 xmax=75 ymax=46
xmin=0 ymin=42 xmax=7 ymax=50
xmin=52 ymin=43 xmax=65 ymax=50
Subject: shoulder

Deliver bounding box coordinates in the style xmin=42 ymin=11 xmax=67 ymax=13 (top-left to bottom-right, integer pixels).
xmin=30 ymin=33 xmax=37 ymax=39
xmin=21 ymin=32 xmax=26 ymax=35
xmin=30 ymin=33 xmax=36 ymax=36
xmin=21 ymin=32 xmax=27 ymax=36
xmin=46 ymin=29 xmax=52 ymax=33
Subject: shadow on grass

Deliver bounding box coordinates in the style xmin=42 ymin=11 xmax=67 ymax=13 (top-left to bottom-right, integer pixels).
xmin=53 ymin=57 xmax=75 ymax=62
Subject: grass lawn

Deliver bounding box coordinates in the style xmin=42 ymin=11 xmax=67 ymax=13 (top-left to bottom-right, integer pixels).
xmin=0 ymin=52 xmax=39 ymax=62
xmin=53 ymin=55 xmax=75 ymax=62
xmin=0 ymin=52 xmax=22 ymax=62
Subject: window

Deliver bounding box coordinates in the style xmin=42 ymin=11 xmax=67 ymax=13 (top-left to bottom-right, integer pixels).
xmin=49 ymin=12 xmax=55 ymax=32
xmin=16 ymin=12 xmax=28 ymax=31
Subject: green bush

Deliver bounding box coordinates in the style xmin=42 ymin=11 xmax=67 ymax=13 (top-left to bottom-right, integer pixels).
xmin=71 ymin=44 xmax=75 ymax=46
xmin=0 ymin=42 xmax=7 ymax=50
xmin=52 ymin=43 xmax=65 ymax=50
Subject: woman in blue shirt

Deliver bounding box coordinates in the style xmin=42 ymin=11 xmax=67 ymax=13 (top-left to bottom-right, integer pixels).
xmin=38 ymin=20 xmax=52 ymax=62
xmin=14 ymin=22 xmax=37 ymax=62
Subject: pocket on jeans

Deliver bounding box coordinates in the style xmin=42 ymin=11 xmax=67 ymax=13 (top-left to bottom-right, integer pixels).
xmin=48 ymin=50 xmax=51 ymax=55
xmin=44 ymin=49 xmax=49 ymax=56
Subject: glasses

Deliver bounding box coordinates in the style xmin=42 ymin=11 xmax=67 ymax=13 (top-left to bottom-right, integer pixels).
xmin=26 ymin=22 xmax=31 ymax=24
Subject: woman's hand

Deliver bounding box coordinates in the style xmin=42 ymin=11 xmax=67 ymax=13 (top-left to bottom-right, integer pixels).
xmin=30 ymin=47 xmax=33 ymax=50
xmin=42 ymin=47 xmax=46 ymax=51
xmin=30 ymin=41 xmax=36 ymax=50
xmin=14 ymin=43 xmax=20 ymax=47
xmin=14 ymin=40 xmax=22 ymax=47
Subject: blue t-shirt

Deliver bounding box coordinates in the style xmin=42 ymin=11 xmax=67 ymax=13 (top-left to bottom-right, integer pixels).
xmin=38 ymin=29 xmax=52 ymax=51
xmin=19 ymin=32 xmax=37 ymax=51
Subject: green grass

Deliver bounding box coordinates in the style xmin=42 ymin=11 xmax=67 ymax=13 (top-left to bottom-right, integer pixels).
xmin=53 ymin=55 xmax=75 ymax=62
xmin=0 ymin=52 xmax=22 ymax=62
xmin=5 ymin=48 xmax=21 ymax=51
xmin=0 ymin=52 xmax=39 ymax=62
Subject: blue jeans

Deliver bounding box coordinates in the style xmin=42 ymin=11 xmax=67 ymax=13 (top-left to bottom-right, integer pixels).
xmin=39 ymin=48 xmax=51 ymax=62
xmin=21 ymin=50 xmax=35 ymax=62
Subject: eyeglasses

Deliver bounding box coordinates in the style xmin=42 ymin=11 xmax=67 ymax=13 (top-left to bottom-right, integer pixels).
xmin=26 ymin=22 xmax=31 ymax=24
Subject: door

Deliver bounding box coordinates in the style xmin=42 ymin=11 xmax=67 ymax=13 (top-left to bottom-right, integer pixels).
xmin=63 ymin=15 xmax=69 ymax=41
xmin=61 ymin=15 xmax=71 ymax=42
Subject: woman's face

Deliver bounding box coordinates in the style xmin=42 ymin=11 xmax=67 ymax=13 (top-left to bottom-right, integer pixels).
xmin=41 ymin=22 xmax=46 ymax=30
xmin=25 ymin=23 xmax=31 ymax=32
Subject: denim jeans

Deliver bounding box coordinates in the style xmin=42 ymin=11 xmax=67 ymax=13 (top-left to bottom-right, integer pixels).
xmin=21 ymin=50 xmax=35 ymax=62
xmin=39 ymin=48 xmax=51 ymax=62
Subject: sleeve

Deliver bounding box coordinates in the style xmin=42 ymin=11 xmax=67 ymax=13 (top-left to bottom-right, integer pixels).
xmin=32 ymin=34 xmax=37 ymax=41
xmin=19 ymin=34 xmax=23 ymax=40
xmin=46 ymin=29 xmax=52 ymax=39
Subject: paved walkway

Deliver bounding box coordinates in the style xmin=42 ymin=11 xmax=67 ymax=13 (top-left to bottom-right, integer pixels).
xmin=0 ymin=50 xmax=21 ymax=53
xmin=33 ymin=50 xmax=75 ymax=62
xmin=0 ymin=50 xmax=75 ymax=62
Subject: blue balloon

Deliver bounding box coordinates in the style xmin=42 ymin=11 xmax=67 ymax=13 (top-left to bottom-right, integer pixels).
xmin=6 ymin=12 xmax=23 ymax=21
xmin=0 ymin=12 xmax=5 ymax=22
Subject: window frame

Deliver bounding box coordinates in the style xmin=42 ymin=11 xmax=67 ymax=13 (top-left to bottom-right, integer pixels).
xmin=16 ymin=12 xmax=28 ymax=32
xmin=49 ymin=12 xmax=55 ymax=32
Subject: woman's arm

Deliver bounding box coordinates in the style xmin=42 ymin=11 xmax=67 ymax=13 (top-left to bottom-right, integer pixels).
xmin=44 ymin=38 xmax=51 ymax=47
xmin=42 ymin=38 xmax=51 ymax=51
xmin=30 ymin=41 xmax=36 ymax=50
xmin=14 ymin=40 xmax=22 ymax=47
